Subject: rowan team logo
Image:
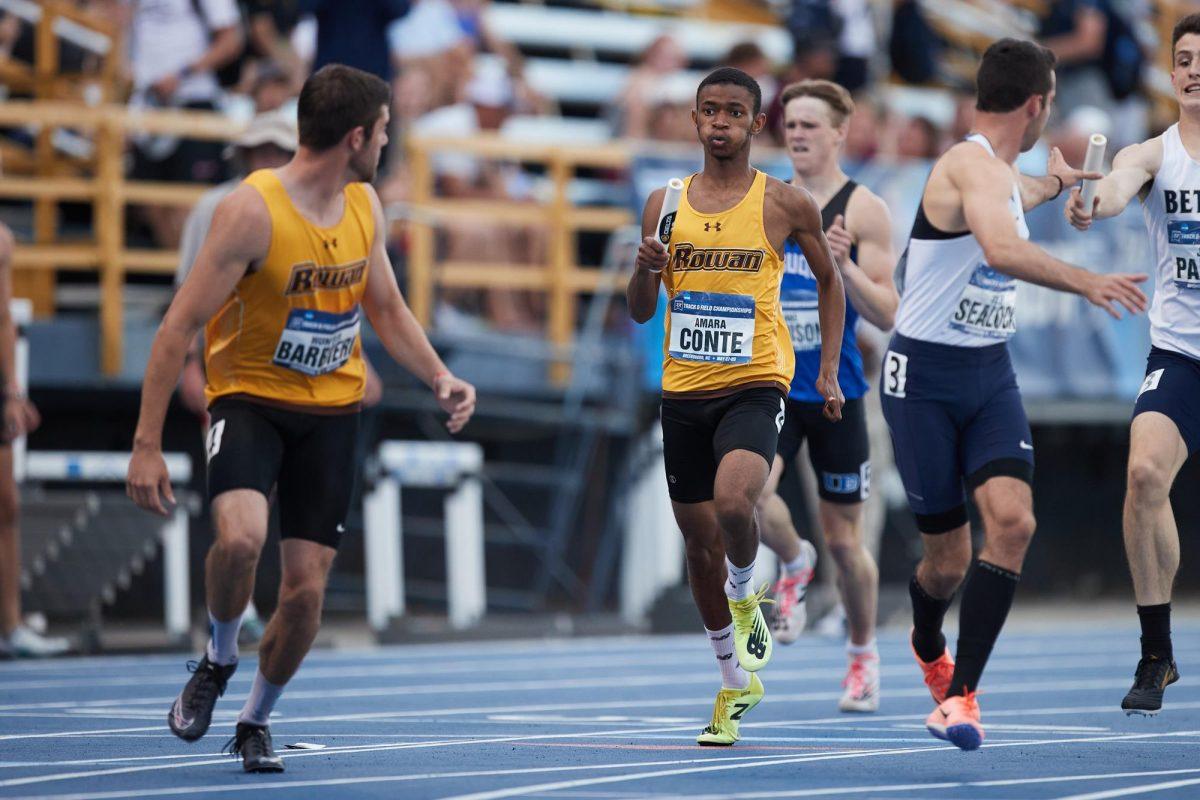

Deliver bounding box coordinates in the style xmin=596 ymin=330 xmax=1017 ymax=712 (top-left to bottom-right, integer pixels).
xmin=284 ymin=260 xmax=367 ymax=295
xmin=670 ymin=243 xmax=764 ymax=273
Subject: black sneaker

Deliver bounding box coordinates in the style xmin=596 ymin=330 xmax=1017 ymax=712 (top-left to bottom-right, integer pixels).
xmin=168 ymin=655 xmax=237 ymax=742
xmin=225 ymin=722 xmax=285 ymax=773
xmin=1121 ymin=655 xmax=1180 ymax=716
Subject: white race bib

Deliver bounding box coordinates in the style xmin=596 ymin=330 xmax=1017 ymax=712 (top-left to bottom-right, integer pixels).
xmin=273 ymin=307 xmax=360 ymax=376
xmin=781 ymin=297 xmax=821 ymax=352
xmin=949 ymin=264 xmax=1016 ymax=340
xmin=668 ymin=291 xmax=755 ymax=364
xmin=1169 ymin=221 xmax=1200 ymax=289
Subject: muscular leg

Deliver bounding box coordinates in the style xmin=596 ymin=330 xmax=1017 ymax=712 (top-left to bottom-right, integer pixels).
xmin=1123 ymin=413 xmax=1186 ymax=607
xmin=755 ymin=455 xmax=803 ymax=564
xmin=255 ymin=539 xmax=337 ymax=686
xmin=0 ymin=447 xmax=20 ymax=634
xmin=947 ymin=476 xmax=1035 ymax=697
xmin=818 ymin=499 xmax=877 ymax=646
xmin=206 ymin=490 xmax=270 ymax=623
xmin=672 ymin=500 xmax=731 ymax=630
xmin=714 ymin=449 xmax=771 ymax=569
xmin=910 ymin=524 xmax=971 ymax=661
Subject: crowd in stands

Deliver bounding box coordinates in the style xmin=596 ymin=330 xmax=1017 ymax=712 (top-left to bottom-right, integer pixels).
xmin=0 ymin=0 xmax=1164 ymax=334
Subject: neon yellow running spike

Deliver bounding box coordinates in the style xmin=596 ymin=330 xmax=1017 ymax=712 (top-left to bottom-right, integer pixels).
xmin=729 ymin=583 xmax=774 ymax=672
xmin=697 ymin=673 xmax=764 ymax=746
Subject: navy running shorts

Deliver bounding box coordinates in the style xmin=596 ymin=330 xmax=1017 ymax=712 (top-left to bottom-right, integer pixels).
xmin=1133 ymin=346 xmax=1200 ymax=455
xmin=880 ymin=333 xmax=1034 ymax=534
xmin=778 ymin=397 xmax=870 ymax=504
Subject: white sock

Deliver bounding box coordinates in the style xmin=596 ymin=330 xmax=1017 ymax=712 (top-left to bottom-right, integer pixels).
xmin=238 ymin=670 xmax=284 ymax=726
xmin=724 ymin=557 xmax=756 ymax=601
xmin=706 ymin=624 xmax=750 ymax=689
xmin=783 ymin=549 xmax=812 ymax=575
xmin=205 ymin=610 xmax=243 ymax=666
xmin=847 ymin=638 xmax=878 ymax=657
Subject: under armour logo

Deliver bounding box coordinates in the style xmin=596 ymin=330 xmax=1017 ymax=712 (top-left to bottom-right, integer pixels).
xmin=323 ymin=237 xmax=338 ymax=249
xmin=704 ymin=222 xmax=722 ymax=232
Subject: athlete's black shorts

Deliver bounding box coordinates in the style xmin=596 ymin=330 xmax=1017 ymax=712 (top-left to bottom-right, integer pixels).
xmin=1133 ymin=345 xmax=1200 ymax=455
xmin=206 ymin=398 xmax=360 ymax=549
xmin=661 ymin=386 xmax=786 ymax=504
xmin=778 ymin=396 xmax=870 ymax=504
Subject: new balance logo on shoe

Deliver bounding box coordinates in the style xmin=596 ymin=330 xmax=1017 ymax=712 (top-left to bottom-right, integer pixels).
xmin=731 ymin=702 xmax=750 ymax=720
xmin=746 ymin=620 xmax=768 ymax=660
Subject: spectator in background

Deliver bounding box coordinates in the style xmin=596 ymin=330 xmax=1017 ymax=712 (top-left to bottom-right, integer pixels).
xmin=889 ymin=0 xmax=941 ymax=85
xmin=242 ymin=0 xmax=307 ymax=92
xmin=833 ymin=0 xmax=875 ymax=92
xmin=724 ymin=42 xmax=777 ymax=112
xmin=842 ymin=95 xmax=882 ymax=163
xmin=613 ymin=35 xmax=688 ymax=139
xmin=302 ymin=0 xmax=410 ymax=82
xmin=892 ymin=114 xmax=942 ymax=160
xmin=767 ymin=39 xmax=838 ymax=143
xmin=248 ymin=60 xmax=295 ymax=113
xmin=1038 ymin=0 xmax=1109 ymax=114
xmin=645 ymin=82 xmax=696 ymax=143
xmin=946 ymin=89 xmax=976 ymax=147
xmin=0 ymin=222 xmax=62 ymax=659
xmin=1038 ymin=0 xmax=1147 ymax=147
xmin=125 ymin=0 xmax=245 ymax=248
xmin=412 ymin=59 xmax=543 ymax=332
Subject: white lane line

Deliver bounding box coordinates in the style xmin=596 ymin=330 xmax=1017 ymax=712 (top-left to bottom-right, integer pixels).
xmin=669 ymin=767 xmax=1200 ymax=800
xmin=8 ymin=645 xmax=1196 ymax=696
xmin=5 ymin=670 xmax=1197 ymax=717
xmin=0 ymin=753 xmax=845 ymax=800
xmin=1054 ymin=776 xmax=1200 ymax=800
xmin=433 ymin=731 xmax=1200 ymax=800
xmin=4 ymin=717 xmax=1195 ymax=795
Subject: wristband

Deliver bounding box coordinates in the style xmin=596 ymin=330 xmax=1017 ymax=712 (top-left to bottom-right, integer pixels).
xmin=1050 ymin=174 xmax=1064 ymax=201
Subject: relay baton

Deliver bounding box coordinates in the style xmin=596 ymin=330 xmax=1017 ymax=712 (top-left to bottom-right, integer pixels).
xmin=1079 ymin=133 xmax=1107 ymax=208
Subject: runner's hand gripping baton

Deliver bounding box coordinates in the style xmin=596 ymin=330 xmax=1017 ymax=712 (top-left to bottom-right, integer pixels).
xmin=647 ymin=178 xmax=684 ymax=273
xmin=1079 ymin=134 xmax=1107 ymax=208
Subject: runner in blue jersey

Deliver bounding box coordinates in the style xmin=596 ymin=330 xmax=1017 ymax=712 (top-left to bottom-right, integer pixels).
xmin=754 ymin=79 xmax=899 ymax=713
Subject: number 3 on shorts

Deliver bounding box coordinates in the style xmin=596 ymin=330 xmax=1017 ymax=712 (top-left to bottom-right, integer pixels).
xmin=206 ymin=419 xmax=226 ymax=462
xmin=883 ymin=351 xmax=908 ymax=398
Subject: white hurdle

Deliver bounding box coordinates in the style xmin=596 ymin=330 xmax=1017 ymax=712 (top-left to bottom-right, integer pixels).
xmin=363 ymin=440 xmax=486 ymax=632
xmin=20 ymin=451 xmax=193 ymax=640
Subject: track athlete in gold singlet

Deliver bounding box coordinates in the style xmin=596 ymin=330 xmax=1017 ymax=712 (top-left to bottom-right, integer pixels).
xmin=628 ymin=67 xmax=845 ymax=746
xmin=127 ymin=65 xmax=476 ymax=772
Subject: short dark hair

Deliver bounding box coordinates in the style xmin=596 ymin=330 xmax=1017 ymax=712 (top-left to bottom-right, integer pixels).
xmin=1173 ymin=13 xmax=1200 ymax=53
xmin=298 ymin=64 xmax=391 ymax=151
xmin=696 ymin=67 xmax=762 ymax=115
xmin=780 ymin=79 xmax=855 ymax=126
xmin=975 ymin=38 xmax=1056 ymax=113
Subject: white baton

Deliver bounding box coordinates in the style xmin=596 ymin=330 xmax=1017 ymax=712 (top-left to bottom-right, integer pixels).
xmin=1079 ymin=133 xmax=1107 ymax=208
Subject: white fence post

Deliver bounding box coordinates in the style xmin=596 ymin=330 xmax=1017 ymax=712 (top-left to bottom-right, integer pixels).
xmin=365 ymin=441 xmax=486 ymax=633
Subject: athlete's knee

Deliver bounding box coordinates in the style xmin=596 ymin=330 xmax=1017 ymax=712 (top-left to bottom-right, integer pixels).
xmin=1127 ymin=455 xmax=1173 ymax=505
xmin=683 ymin=536 xmax=724 ymax=577
xmin=987 ymin=505 xmax=1036 ymax=552
xmin=213 ymin=530 xmax=262 ymax=568
xmin=713 ymin=492 xmax=754 ymax=537
xmin=276 ymin=579 xmax=325 ymax=622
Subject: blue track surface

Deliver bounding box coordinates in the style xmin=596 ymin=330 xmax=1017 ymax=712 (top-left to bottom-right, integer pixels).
xmin=1 ymin=621 xmax=1199 ymax=800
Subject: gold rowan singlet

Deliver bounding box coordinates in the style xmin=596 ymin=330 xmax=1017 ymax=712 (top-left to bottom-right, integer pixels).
xmin=661 ymin=170 xmax=793 ymax=397
xmin=204 ymin=169 xmax=374 ymax=410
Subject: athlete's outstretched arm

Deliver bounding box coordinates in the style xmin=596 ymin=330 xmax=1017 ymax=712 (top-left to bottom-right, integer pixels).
xmin=1066 ymin=138 xmax=1161 ymax=229
xmin=786 ymin=185 xmax=845 ymax=421
xmin=959 ymin=156 xmax=1148 ymax=319
xmin=1017 ymin=147 xmax=1099 ymax=212
xmin=128 ymin=186 xmax=270 ymax=515
xmin=837 ymin=189 xmax=898 ymax=331
xmin=360 ymin=187 xmax=475 ymax=433
xmin=627 ymin=187 xmax=666 ymax=324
